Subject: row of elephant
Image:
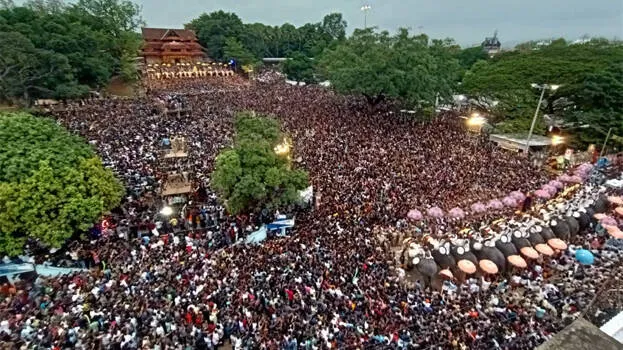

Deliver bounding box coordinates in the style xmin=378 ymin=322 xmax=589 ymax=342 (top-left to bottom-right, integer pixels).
xmin=401 ymin=194 xmax=610 ymax=276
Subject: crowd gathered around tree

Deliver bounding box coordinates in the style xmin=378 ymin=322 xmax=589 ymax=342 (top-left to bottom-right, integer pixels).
xmin=1 ymin=77 xmax=623 ymax=350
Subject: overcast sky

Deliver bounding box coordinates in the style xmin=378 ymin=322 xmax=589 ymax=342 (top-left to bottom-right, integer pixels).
xmin=130 ymin=0 xmax=623 ymax=46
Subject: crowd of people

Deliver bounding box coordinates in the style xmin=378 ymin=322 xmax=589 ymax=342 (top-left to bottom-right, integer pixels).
xmin=1 ymin=77 xmax=623 ymax=349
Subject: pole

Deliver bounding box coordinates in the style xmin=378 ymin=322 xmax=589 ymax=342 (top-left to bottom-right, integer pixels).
xmin=525 ymin=87 xmax=546 ymax=152
xmin=364 ymin=12 xmax=367 ymax=29
xmin=599 ymin=127 xmax=613 ymax=159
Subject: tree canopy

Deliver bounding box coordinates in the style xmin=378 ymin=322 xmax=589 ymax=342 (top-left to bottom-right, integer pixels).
xmin=318 ymin=28 xmax=462 ymax=107
xmin=186 ymin=11 xmax=346 ymax=63
xmin=0 ymin=0 xmax=143 ymax=103
xmin=0 ymin=113 xmax=124 ymax=255
xmin=212 ymin=112 xmax=309 ymax=215
xmin=282 ymin=52 xmax=315 ymax=83
xmin=461 ymin=39 xmax=623 ymax=142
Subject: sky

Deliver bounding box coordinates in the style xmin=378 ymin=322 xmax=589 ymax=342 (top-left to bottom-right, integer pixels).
xmin=130 ymin=0 xmax=623 ymax=47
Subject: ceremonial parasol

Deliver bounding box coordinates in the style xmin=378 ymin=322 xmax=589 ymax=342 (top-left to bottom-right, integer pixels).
xmin=457 ymin=259 xmax=477 ymax=274
xmin=600 ymin=216 xmax=618 ymax=227
xmin=471 ymin=202 xmax=486 ymax=213
xmin=427 ymin=207 xmax=444 ymax=218
xmin=575 ymin=249 xmax=595 ymax=265
xmin=479 ymin=260 xmax=498 ymax=274
xmin=448 ymin=208 xmax=466 ymax=219
xmin=512 ymin=234 xmax=540 ymax=259
xmin=542 ymin=184 xmax=557 ymax=196
xmin=548 ymin=238 xmax=568 ymax=251
xmin=594 ymin=213 xmax=607 ymax=221
xmin=439 ymin=269 xmax=454 ymax=280
xmin=502 ymin=197 xmax=517 ymax=207
xmin=608 ymin=196 xmax=623 ymax=205
xmin=407 ymin=209 xmax=423 ymax=221
xmin=534 ymin=190 xmax=551 ymax=199
xmin=606 ymin=225 xmax=623 ymax=239
xmin=487 ymin=199 xmax=504 ymax=210
xmin=615 ymin=207 xmax=623 ymax=216
xmin=550 ymin=218 xmax=570 ymax=241
xmin=496 ymin=238 xmax=526 ymax=268
xmin=510 ymin=191 xmax=526 ymax=201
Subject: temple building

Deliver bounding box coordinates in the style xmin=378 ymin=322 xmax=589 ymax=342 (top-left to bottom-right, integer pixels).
xmin=482 ymin=30 xmax=501 ymax=56
xmin=140 ymin=28 xmax=207 ymax=65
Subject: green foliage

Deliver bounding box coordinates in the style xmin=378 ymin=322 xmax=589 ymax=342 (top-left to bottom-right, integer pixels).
xmin=456 ymin=46 xmax=489 ymax=70
xmin=319 ymin=28 xmax=462 ymax=107
xmin=0 ymin=0 xmax=142 ymax=103
xmin=462 ymin=40 xmax=623 ymax=143
xmin=187 ymin=11 xmax=347 ymax=62
xmin=186 ymin=10 xmax=244 ymax=61
xmin=223 ymin=37 xmax=257 ymax=67
xmin=282 ymin=52 xmax=315 ymax=83
xmin=0 ymin=113 xmax=124 ymax=255
xmin=212 ymin=112 xmax=309 ymax=215
xmin=321 ymin=13 xmax=347 ymax=41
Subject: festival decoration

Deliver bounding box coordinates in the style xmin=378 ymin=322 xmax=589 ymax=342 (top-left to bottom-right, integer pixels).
xmin=448 ymin=208 xmax=466 ymax=219
xmin=600 ymin=216 xmax=618 ymax=227
xmin=559 ymin=174 xmax=573 ymax=183
xmin=606 ymin=225 xmax=623 ymax=239
xmin=487 ymin=199 xmax=504 ymax=210
xmin=502 ymin=196 xmax=517 ymax=207
xmin=574 ymin=249 xmax=595 ymax=265
xmin=569 ymin=175 xmax=583 ymax=184
xmin=427 ymin=207 xmax=444 ymax=218
xmin=510 ymin=191 xmax=526 ymax=201
xmin=457 ymin=259 xmax=477 ymax=274
xmin=541 ymin=184 xmax=557 ymax=196
xmin=470 ymin=202 xmax=486 ymax=213
xmin=549 ymin=180 xmax=564 ymax=189
xmin=407 ymin=209 xmax=423 ymax=221
xmin=534 ymin=190 xmax=551 ymax=199
xmin=479 ymin=260 xmax=498 ymax=274
xmin=608 ymin=196 xmax=623 ymax=205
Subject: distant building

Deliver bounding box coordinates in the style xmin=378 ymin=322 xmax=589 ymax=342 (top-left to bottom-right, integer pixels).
xmin=140 ymin=28 xmax=207 ymax=65
xmin=482 ymin=30 xmax=501 ymax=56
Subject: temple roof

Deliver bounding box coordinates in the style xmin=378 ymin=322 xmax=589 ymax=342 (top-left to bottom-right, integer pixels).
xmin=141 ymin=28 xmax=198 ymax=41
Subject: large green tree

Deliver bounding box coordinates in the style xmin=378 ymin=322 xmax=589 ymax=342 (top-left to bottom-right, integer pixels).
xmin=282 ymin=52 xmax=315 ymax=83
xmin=212 ymin=112 xmax=309 ymax=215
xmin=186 ymin=10 xmax=244 ymax=61
xmin=461 ymin=39 xmax=623 ymax=138
xmin=0 ymin=113 xmax=124 ymax=255
xmin=0 ymin=0 xmax=142 ymax=103
xmin=319 ymin=28 xmax=461 ymax=107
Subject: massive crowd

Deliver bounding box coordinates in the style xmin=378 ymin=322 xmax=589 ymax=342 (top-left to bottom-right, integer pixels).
xmin=2 ymin=77 xmax=623 ymax=349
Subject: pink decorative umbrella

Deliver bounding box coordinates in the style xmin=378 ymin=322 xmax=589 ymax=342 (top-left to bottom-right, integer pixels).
xmin=502 ymin=196 xmax=517 ymax=207
xmin=471 ymin=202 xmax=486 ymax=213
xmin=534 ymin=190 xmax=551 ymax=199
xmin=510 ymin=191 xmax=525 ymax=201
xmin=541 ymin=184 xmax=557 ymax=196
xmin=407 ymin=209 xmax=423 ymax=221
xmin=569 ymin=175 xmax=583 ymax=184
xmin=549 ymin=180 xmax=564 ymax=189
xmin=600 ymin=216 xmax=618 ymax=227
xmin=427 ymin=207 xmax=444 ymax=218
xmin=448 ymin=207 xmax=466 ymax=219
xmin=559 ymin=174 xmax=573 ymax=183
xmin=487 ymin=199 xmax=504 ymax=210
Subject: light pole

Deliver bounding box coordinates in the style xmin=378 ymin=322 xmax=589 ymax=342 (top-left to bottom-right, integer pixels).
xmin=361 ymin=5 xmax=371 ymax=29
xmin=525 ymin=83 xmax=561 ymax=152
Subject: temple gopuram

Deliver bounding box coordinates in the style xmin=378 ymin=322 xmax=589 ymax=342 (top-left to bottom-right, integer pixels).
xmin=140 ymin=28 xmax=207 ymax=65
